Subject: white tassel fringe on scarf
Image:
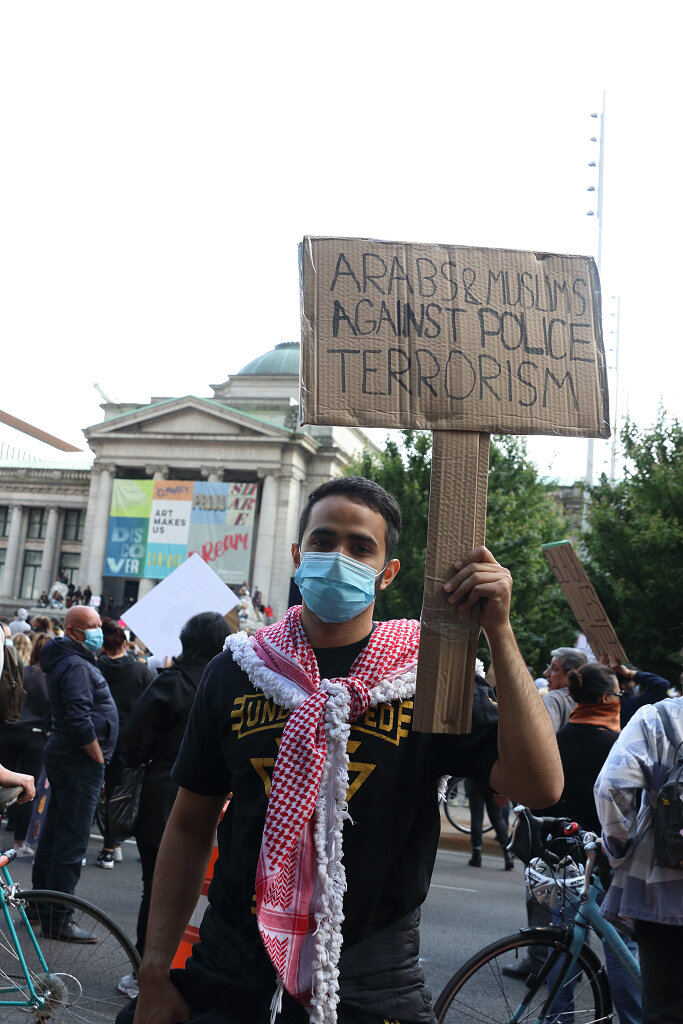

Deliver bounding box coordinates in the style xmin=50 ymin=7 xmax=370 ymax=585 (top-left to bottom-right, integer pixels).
xmin=226 ymin=629 xmax=417 ymax=1024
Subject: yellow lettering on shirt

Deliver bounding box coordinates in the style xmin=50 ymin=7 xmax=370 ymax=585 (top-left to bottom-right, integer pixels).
xmin=232 ymin=694 xmax=289 ymax=739
xmin=353 ymin=699 xmax=413 ymax=747
xmin=234 ymin=694 xmax=412 ymax=747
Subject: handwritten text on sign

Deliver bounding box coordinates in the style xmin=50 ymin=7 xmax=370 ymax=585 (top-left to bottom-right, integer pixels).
xmin=301 ymin=237 xmax=609 ymax=437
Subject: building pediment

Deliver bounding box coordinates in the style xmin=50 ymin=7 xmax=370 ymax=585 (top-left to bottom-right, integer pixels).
xmin=84 ymin=396 xmax=289 ymax=442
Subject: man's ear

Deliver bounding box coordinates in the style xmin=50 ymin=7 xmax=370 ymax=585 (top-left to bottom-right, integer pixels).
xmin=291 ymin=542 xmax=301 ymax=569
xmin=378 ymin=558 xmax=400 ymax=591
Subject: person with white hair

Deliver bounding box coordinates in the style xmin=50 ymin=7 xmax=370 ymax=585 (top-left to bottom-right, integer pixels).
xmin=9 ymin=609 xmax=31 ymax=636
xmin=541 ymin=646 xmax=588 ymax=732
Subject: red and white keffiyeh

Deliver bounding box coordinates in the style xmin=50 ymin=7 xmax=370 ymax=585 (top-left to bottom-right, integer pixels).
xmin=226 ymin=606 xmax=420 ymax=1024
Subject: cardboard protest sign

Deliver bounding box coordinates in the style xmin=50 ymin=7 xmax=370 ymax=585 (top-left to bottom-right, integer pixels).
xmin=542 ymin=541 xmax=627 ymax=664
xmin=121 ymin=553 xmax=240 ymax=660
xmin=300 ymin=236 xmax=610 ymax=733
xmin=301 ymin=237 xmax=609 ymax=437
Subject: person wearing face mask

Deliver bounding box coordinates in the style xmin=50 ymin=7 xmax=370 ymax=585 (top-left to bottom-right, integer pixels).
xmin=125 ymin=477 xmax=562 ymax=1024
xmin=31 ymin=606 xmax=119 ymax=940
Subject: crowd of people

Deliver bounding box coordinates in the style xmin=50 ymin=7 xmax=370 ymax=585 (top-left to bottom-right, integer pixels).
xmin=0 ymin=476 xmax=680 ymax=1024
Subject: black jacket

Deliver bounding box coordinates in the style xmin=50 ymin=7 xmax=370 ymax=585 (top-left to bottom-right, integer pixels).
xmin=40 ymin=637 xmax=119 ymax=761
xmin=97 ymin=653 xmax=151 ymax=731
xmin=539 ymin=722 xmax=618 ymax=833
xmin=13 ymin=664 xmax=50 ymax=732
xmin=119 ymin=660 xmax=205 ymax=847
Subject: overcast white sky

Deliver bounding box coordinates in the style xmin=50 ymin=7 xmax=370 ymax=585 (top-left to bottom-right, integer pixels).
xmin=1 ymin=1 xmax=681 ymax=483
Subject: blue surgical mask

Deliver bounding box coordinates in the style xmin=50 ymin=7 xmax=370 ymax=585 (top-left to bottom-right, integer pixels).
xmin=80 ymin=627 xmax=103 ymax=653
xmin=294 ymin=551 xmax=385 ymax=623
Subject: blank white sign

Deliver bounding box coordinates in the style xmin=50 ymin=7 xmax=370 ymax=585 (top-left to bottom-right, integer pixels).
xmin=121 ymin=553 xmax=240 ymax=659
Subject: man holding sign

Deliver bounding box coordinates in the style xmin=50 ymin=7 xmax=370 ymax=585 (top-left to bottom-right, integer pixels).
xmin=131 ymin=477 xmax=562 ymax=1024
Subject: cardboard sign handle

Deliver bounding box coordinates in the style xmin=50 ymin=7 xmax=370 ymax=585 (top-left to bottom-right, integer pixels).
xmin=413 ymin=431 xmax=490 ymax=734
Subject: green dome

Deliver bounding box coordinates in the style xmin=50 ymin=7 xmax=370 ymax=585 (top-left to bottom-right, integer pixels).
xmin=238 ymin=342 xmax=300 ymax=376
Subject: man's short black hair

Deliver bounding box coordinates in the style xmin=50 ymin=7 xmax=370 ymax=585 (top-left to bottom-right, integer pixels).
xmin=297 ymin=477 xmax=401 ymax=560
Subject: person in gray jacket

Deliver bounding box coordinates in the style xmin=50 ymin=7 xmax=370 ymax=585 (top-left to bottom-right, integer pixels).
xmin=542 ymin=647 xmax=587 ymax=731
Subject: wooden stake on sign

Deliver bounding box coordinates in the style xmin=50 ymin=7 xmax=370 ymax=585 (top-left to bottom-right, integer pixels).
xmin=413 ymin=431 xmax=490 ymax=734
xmin=542 ymin=541 xmax=628 ymax=664
xmin=0 ymin=409 xmax=81 ymax=453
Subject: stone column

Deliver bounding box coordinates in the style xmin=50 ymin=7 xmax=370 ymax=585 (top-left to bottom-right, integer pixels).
xmin=268 ymin=470 xmax=303 ymax=619
xmin=136 ymin=578 xmax=156 ymax=601
xmin=0 ymin=506 xmax=23 ymax=597
xmin=251 ymin=474 xmax=277 ymax=602
xmin=86 ymin=465 xmax=115 ymax=595
xmin=200 ymin=467 xmax=222 ymax=483
xmin=147 ymin=465 xmax=170 ymax=481
xmin=37 ymin=506 xmax=60 ymax=596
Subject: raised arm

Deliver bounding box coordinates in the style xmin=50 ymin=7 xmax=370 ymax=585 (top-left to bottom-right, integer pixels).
xmin=134 ymin=788 xmax=226 ymax=1024
xmin=444 ymin=546 xmax=563 ymax=807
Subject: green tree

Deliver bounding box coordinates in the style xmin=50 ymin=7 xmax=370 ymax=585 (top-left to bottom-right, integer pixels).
xmin=348 ymin=431 xmax=571 ymax=673
xmin=584 ymin=415 xmax=683 ymax=683
xmin=349 ymin=431 xmax=431 ymax=623
xmin=484 ymin=437 xmax=571 ymax=672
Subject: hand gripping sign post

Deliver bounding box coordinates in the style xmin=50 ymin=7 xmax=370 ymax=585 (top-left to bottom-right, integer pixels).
xmin=300 ymin=237 xmax=610 ymax=733
xmin=542 ymin=540 xmax=627 ymax=665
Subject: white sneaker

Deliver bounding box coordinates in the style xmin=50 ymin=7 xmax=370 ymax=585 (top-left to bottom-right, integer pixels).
xmin=112 ymin=845 xmax=123 ymax=863
xmin=118 ymin=973 xmax=138 ymax=999
xmin=13 ymin=843 xmax=35 ymax=858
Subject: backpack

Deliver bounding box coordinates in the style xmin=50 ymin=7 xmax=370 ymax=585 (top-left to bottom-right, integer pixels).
xmin=0 ymin=643 xmax=28 ymax=724
xmin=652 ymin=702 xmax=683 ymax=870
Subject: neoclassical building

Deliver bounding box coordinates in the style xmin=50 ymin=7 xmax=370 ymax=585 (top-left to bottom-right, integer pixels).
xmin=0 ymin=342 xmax=377 ymax=620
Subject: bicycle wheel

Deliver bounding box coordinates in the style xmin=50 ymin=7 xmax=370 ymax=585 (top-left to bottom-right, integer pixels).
xmin=0 ymin=889 xmax=140 ymax=1022
xmin=443 ymin=777 xmax=494 ymax=835
xmin=434 ymin=927 xmax=611 ymax=1023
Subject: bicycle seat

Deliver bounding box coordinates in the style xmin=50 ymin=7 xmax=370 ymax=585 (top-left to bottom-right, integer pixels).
xmin=0 ymin=786 xmax=24 ymax=813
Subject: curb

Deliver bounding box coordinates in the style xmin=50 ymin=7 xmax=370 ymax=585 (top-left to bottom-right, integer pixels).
xmin=437 ymin=810 xmax=506 ymax=858
xmin=438 ymin=828 xmax=504 ymax=855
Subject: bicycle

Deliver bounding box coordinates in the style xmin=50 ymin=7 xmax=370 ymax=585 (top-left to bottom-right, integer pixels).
xmin=0 ymin=785 xmax=140 ymax=1021
xmin=433 ymin=807 xmax=641 ymax=1023
xmin=442 ymin=777 xmax=494 ymax=835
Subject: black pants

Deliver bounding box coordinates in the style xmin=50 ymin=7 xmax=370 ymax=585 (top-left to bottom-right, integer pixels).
xmin=31 ymin=753 xmax=104 ymax=924
xmin=0 ymin=728 xmax=45 ymax=843
xmin=636 ymin=919 xmax=683 ymax=1024
xmin=134 ymin=837 xmax=159 ymax=957
xmin=102 ymin=754 xmax=125 ymax=849
xmin=467 ymin=780 xmax=510 ymax=851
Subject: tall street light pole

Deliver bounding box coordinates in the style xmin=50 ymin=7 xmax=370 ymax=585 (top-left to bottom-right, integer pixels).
xmin=584 ymin=91 xmax=606 ymax=503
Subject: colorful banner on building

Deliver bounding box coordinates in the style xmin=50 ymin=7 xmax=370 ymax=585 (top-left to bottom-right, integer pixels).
xmin=104 ymin=479 xmax=258 ymax=583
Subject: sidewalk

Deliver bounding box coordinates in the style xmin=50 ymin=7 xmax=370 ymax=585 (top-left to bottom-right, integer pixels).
xmin=437 ymin=806 xmax=505 ymax=856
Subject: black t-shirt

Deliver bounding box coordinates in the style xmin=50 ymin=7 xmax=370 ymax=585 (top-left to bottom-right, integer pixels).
xmin=171 ymin=635 xmax=499 ymax=1019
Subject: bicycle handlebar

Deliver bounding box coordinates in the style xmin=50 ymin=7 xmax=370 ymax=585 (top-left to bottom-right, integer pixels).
xmin=0 ymin=786 xmax=24 ymax=815
xmin=508 ymin=806 xmax=598 ymax=867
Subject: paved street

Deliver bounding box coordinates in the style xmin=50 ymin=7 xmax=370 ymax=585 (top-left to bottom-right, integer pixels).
xmin=4 ymin=829 xmax=528 ymax=1008
xmin=4 ymin=831 xmax=143 ymax=952
xmin=422 ymin=846 xmax=527 ymax=1000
